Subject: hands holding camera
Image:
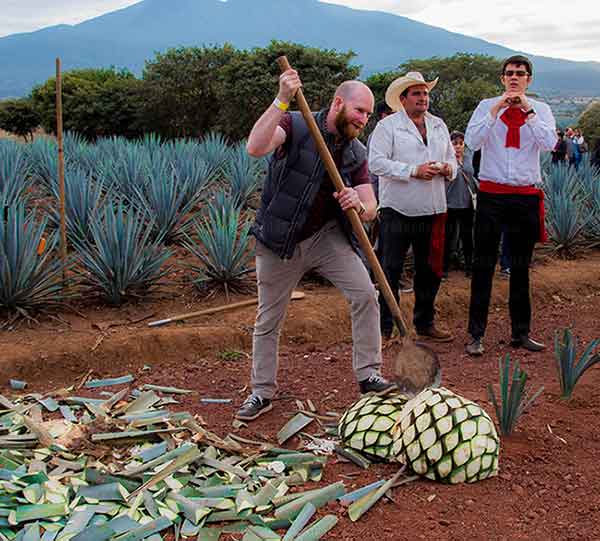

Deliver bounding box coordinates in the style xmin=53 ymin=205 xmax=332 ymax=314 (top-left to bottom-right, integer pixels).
xmin=414 ymin=161 xmax=452 ymax=180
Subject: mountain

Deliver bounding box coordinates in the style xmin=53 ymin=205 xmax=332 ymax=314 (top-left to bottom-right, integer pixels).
xmin=2 ymin=0 xmax=600 ymax=98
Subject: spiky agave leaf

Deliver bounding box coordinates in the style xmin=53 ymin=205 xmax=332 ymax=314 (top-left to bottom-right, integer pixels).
xmin=48 ymin=167 xmax=106 ymax=244
xmin=197 ymin=132 xmax=231 ymax=174
xmin=0 ymin=204 xmax=71 ymax=316
xmin=0 ymin=140 xmax=32 ymax=207
xmin=73 ymin=200 xmax=172 ymax=305
xmin=169 ymin=140 xmax=219 ymax=201
xmin=133 ymin=156 xmax=202 ymax=245
xmin=27 ymin=138 xmax=60 ymax=193
xmin=182 ymin=194 xmax=254 ymax=292
xmin=224 ymin=142 xmax=267 ymax=206
xmin=486 ymin=354 xmax=543 ymax=436
xmin=99 ymin=143 xmax=150 ymax=202
xmin=553 ymin=328 xmax=600 ymax=399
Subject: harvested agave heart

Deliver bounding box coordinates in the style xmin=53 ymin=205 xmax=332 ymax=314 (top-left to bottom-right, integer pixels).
xmin=391 ymin=387 xmax=500 ymax=484
xmin=338 ymin=393 xmax=408 ymax=461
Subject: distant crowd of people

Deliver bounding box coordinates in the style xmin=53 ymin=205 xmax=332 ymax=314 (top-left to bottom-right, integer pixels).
xmin=551 ymin=127 xmax=588 ymax=168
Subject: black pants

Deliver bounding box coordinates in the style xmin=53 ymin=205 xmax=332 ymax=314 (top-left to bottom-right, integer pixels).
xmin=444 ymin=207 xmax=474 ymax=272
xmin=379 ymin=208 xmax=441 ymax=334
xmin=468 ymin=192 xmax=539 ymax=340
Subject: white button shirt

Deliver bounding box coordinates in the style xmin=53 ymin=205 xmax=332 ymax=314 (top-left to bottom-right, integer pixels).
xmin=465 ymin=97 xmax=557 ymax=187
xmin=369 ymin=109 xmax=457 ymax=217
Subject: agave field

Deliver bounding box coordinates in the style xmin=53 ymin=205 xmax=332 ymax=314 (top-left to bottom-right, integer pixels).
xmin=0 ymin=133 xmax=266 ymax=321
xmin=1 ymin=134 xmax=600 ymax=540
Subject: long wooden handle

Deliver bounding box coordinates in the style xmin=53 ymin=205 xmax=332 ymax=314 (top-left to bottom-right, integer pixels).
xmin=148 ymin=291 xmax=306 ymax=327
xmin=276 ymin=56 xmax=408 ymax=336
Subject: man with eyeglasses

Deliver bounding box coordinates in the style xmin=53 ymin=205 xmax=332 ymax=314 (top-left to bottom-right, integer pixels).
xmin=464 ymin=55 xmax=557 ymax=356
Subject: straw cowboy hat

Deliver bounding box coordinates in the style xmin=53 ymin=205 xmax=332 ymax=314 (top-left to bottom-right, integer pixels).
xmin=385 ymin=72 xmax=439 ymax=112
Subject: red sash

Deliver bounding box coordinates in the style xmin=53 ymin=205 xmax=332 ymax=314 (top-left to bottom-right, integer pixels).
xmin=428 ymin=213 xmax=447 ymax=278
xmin=500 ymin=107 xmax=528 ymax=149
xmin=479 ymin=180 xmax=546 ymax=243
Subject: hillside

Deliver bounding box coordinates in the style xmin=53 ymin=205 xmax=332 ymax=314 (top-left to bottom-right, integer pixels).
xmin=2 ymin=0 xmax=600 ymax=98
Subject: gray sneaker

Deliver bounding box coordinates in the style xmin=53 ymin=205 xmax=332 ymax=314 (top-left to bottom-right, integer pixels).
xmin=235 ymin=394 xmax=272 ymax=421
xmin=466 ymin=337 xmax=484 ymax=356
xmin=359 ymin=374 xmax=396 ymax=395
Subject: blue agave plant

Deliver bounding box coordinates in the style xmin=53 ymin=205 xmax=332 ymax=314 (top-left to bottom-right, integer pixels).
xmin=554 ymin=328 xmax=600 ymax=399
xmin=27 ymin=138 xmax=60 ymax=193
xmin=183 ymin=191 xmax=254 ymax=292
xmin=48 ymin=167 xmax=106 ymax=244
xmin=133 ymin=156 xmax=203 ymax=245
xmin=224 ymin=141 xmax=267 ymax=206
xmin=73 ymin=200 xmax=173 ymax=305
xmin=0 ymin=204 xmax=70 ymax=317
xmin=0 ymin=140 xmax=31 ymax=207
xmin=197 ymin=132 xmax=231 ymax=173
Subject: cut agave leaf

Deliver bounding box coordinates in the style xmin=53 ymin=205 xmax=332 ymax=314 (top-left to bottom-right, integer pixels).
xmin=275 ymin=482 xmax=345 ymax=521
xmin=277 ymin=414 xmax=314 ymax=445
xmin=282 ymin=502 xmax=316 ymax=541
xmin=294 ymin=514 xmax=338 ymax=541
xmin=348 ymin=470 xmax=403 ymax=522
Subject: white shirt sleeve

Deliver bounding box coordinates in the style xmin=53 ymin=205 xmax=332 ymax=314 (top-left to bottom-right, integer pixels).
xmin=368 ymin=121 xmax=414 ymax=181
xmin=465 ymin=100 xmax=497 ymax=151
xmin=525 ymin=103 xmax=557 ymax=151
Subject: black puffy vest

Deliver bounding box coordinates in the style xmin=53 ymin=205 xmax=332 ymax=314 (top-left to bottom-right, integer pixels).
xmin=251 ymin=110 xmax=366 ymax=259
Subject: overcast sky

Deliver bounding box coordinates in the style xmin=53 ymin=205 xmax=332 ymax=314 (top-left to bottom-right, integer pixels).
xmin=2 ymin=0 xmax=599 ymax=63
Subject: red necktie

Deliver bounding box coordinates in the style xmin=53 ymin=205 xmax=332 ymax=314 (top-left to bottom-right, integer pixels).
xmin=500 ymin=107 xmax=528 ymax=149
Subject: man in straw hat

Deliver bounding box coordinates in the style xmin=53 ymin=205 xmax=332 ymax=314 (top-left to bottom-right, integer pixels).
xmin=464 ymin=55 xmax=557 ymax=356
xmin=369 ymin=71 xmax=457 ymax=342
xmin=236 ymin=68 xmax=395 ymax=421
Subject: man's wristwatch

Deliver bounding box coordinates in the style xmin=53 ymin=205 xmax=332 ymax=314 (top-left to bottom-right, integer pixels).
xmin=357 ymin=203 xmax=367 ymax=217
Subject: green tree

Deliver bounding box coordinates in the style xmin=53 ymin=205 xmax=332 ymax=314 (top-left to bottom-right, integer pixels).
xmin=579 ymin=101 xmax=600 ymax=154
xmin=366 ymin=53 xmax=503 ymax=132
xmin=140 ymin=44 xmax=237 ymax=138
xmin=0 ymin=98 xmax=40 ymax=140
xmin=139 ymin=41 xmax=359 ymax=140
xmin=215 ymin=41 xmax=360 ymax=140
xmin=30 ymin=68 xmax=143 ymax=139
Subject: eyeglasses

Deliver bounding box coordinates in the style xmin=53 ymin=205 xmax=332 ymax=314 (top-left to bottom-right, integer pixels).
xmin=503 ymin=70 xmax=529 ymax=77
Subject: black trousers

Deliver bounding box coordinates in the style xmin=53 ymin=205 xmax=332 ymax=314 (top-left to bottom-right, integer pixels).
xmin=468 ymin=192 xmax=539 ymax=340
xmin=444 ymin=207 xmax=474 ymax=272
xmin=379 ymin=208 xmax=441 ymax=334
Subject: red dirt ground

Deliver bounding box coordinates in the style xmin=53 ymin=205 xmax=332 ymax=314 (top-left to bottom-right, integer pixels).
xmin=1 ymin=254 xmax=600 ymax=540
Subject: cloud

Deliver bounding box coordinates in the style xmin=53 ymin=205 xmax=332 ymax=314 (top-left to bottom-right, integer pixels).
xmin=0 ymin=0 xmax=141 ymax=37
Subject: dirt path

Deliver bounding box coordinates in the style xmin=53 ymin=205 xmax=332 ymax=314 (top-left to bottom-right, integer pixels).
xmin=1 ymin=254 xmax=599 ymax=539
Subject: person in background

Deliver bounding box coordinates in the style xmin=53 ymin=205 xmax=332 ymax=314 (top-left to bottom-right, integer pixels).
xmin=367 ymin=101 xmax=414 ymax=294
xmin=443 ymin=131 xmax=477 ymax=279
xmin=464 ymin=54 xmax=557 ymax=356
xmin=573 ymin=128 xmax=586 ymax=167
xmin=369 ymin=72 xmax=457 ymax=342
xmin=565 ymin=127 xmax=578 ymax=168
xmin=551 ymin=129 xmax=567 ymax=164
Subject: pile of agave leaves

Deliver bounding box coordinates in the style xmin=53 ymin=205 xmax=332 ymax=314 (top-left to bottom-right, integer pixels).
xmin=0 ymin=377 xmax=411 ymax=541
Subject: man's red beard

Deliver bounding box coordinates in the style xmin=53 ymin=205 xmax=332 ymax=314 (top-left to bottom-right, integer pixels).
xmin=335 ymin=106 xmax=362 ymax=140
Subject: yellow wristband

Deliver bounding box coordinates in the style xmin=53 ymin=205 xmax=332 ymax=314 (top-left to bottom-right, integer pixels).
xmin=273 ymin=98 xmax=289 ymax=111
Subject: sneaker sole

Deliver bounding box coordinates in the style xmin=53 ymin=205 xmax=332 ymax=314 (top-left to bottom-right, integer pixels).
xmin=235 ymin=402 xmax=273 ymax=421
xmin=360 ymin=383 xmax=398 ymax=396
xmin=417 ymin=335 xmax=454 ymax=343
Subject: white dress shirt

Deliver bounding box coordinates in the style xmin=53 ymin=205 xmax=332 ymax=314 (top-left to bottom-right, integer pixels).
xmin=368 ymin=109 xmax=457 ymax=217
xmin=465 ymin=97 xmax=557 ymax=187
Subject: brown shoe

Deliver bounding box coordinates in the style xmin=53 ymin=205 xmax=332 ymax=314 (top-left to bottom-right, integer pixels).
xmin=417 ymin=325 xmax=454 ymax=343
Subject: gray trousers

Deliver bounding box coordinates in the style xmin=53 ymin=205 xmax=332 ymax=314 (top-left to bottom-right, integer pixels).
xmin=251 ymin=220 xmax=382 ymax=399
